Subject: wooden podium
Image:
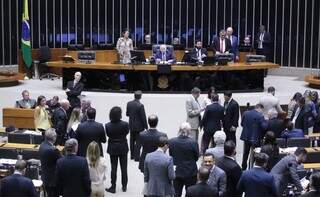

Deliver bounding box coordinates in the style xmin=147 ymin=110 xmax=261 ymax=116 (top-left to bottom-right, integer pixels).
xmin=3 ymin=108 xmax=35 ymax=129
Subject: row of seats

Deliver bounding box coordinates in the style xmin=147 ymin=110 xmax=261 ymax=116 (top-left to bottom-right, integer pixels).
xmin=7 ymin=133 xmax=43 ymax=145
xmin=0 ymin=148 xmax=39 ymax=160
xmin=276 ymin=137 xmax=311 ymax=148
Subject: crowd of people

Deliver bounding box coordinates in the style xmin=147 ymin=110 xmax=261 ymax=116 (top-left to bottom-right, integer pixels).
xmin=2 ymin=72 xmax=320 ymax=197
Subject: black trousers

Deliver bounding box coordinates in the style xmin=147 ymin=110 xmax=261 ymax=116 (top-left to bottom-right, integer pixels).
xmin=173 ymin=176 xmax=197 ymax=197
xmin=225 ymin=129 xmax=237 ymax=146
xmin=110 ymin=154 xmax=128 ymax=188
xmin=202 ymin=131 xmax=215 ymax=154
xmin=44 ymin=185 xmax=58 ymax=197
xmin=241 ymin=141 xmax=255 ymax=170
xmin=130 ymin=131 xmax=142 ymax=161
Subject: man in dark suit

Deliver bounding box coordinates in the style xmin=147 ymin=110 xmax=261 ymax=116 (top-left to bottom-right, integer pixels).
xmin=300 ymin=172 xmax=320 ymax=197
xmin=256 ymin=25 xmax=272 ymax=61
xmin=267 ymin=116 xmax=286 ymax=138
xmin=66 ymin=71 xmax=84 ymax=109
xmin=223 ymin=91 xmax=239 ymax=145
xmin=190 ymin=41 xmax=208 ymax=64
xmin=75 ymin=107 xmax=106 ymax=157
xmin=126 ymin=90 xmax=148 ymax=161
xmin=55 ymin=138 xmax=91 ymax=197
xmin=169 ymin=122 xmax=199 ymax=197
xmin=211 ymin=30 xmax=232 ymax=54
xmin=237 ymin=153 xmax=277 ymax=197
xmin=291 ymin=97 xmax=311 ymax=134
xmin=201 ymin=94 xmax=224 ymax=154
xmin=154 ymin=44 xmax=175 ymax=63
xmin=226 ymin=27 xmax=239 ymax=61
xmin=0 ymin=160 xmax=38 ymax=197
xmin=185 ymin=166 xmax=218 ymax=197
xmin=52 ymin=99 xmax=70 ymax=145
xmin=139 ymin=115 xmax=167 ymax=172
xmin=39 ymin=128 xmax=62 ymax=197
xmin=216 ymin=141 xmax=242 ymax=197
xmin=271 ymin=148 xmax=307 ymax=196
xmin=240 ymin=104 xmax=268 ymax=170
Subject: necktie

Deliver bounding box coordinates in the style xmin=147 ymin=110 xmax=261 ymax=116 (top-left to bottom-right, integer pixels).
xmin=224 ymin=101 xmax=229 ymax=114
xmin=220 ymin=39 xmax=224 ymax=53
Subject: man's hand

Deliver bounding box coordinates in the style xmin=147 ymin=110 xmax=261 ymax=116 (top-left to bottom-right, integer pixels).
xmin=65 ymin=88 xmax=70 ymax=92
xmin=230 ymin=126 xmax=237 ymax=131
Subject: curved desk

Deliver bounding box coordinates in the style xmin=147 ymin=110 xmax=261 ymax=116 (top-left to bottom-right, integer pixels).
xmin=305 ymin=75 xmax=320 ymax=88
xmin=47 ymin=61 xmax=280 ymax=93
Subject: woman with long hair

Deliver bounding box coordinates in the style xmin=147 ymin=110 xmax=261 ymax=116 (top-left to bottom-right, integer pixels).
xmin=86 ymin=141 xmax=107 ymax=197
xmin=67 ymin=107 xmax=81 ymax=138
xmin=260 ymin=131 xmax=280 ymax=172
xmin=34 ymin=95 xmax=51 ymax=132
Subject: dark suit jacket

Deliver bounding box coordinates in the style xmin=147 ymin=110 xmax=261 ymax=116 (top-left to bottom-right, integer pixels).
xmin=281 ymin=128 xmax=304 ymax=139
xmin=52 ymin=107 xmax=68 ymax=137
xmin=0 ymin=173 xmax=38 ymax=197
xmin=139 ymin=128 xmax=167 ymax=172
xmin=267 ymin=118 xmax=285 ymax=138
xmin=39 ymin=140 xmax=62 ymax=186
xmin=186 ymin=182 xmax=218 ymax=197
xmin=168 ymin=135 xmax=199 ymax=178
xmin=299 ymin=191 xmax=320 ymax=197
xmin=240 ymin=109 xmax=268 ymax=146
xmin=223 ymin=99 xmax=240 ymax=131
xmin=75 ymin=119 xmax=106 ymax=157
xmin=56 ymin=154 xmax=91 ymax=197
xmin=66 ymin=81 xmax=84 ymax=108
xmin=229 ymin=35 xmax=239 ymax=56
xmin=237 ymin=167 xmax=277 ymax=197
xmin=256 ymin=32 xmax=272 ymax=54
xmin=190 ymin=47 xmax=208 ymax=61
xmin=290 ymin=105 xmax=310 ymax=134
xmin=260 ymin=144 xmax=280 ymax=172
xmin=211 ymin=36 xmax=232 ymax=53
xmin=154 ymin=50 xmax=175 ymax=62
xmin=216 ymin=156 xmax=242 ymax=197
xmin=105 ymin=120 xmax=129 ymax=155
xmin=201 ymin=102 xmax=225 ymax=133
xmin=126 ymin=99 xmax=148 ymax=132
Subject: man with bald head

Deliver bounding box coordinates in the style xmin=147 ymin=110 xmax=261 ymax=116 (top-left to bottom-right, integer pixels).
xmin=154 ymin=44 xmax=175 ymax=64
xmin=52 ymin=99 xmax=70 ymax=145
xmin=226 ymin=27 xmax=239 ymax=61
xmin=66 ymin=71 xmax=84 ymax=109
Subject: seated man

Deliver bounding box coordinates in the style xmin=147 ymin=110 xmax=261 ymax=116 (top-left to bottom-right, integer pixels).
xmin=280 ymin=121 xmax=304 ymax=139
xmin=211 ymin=30 xmax=232 ymax=54
xmin=138 ymin=34 xmax=152 ymax=50
xmin=154 ymin=44 xmax=175 ymax=64
xmin=15 ymin=90 xmax=36 ymax=109
xmin=190 ymin=40 xmax=208 ymax=64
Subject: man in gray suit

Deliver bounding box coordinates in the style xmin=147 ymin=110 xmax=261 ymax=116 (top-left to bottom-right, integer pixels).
xmin=144 ymin=136 xmax=175 ymax=197
xmin=15 ymin=90 xmax=36 ymax=109
xmin=271 ymin=147 xmax=307 ymax=196
xmin=186 ymin=87 xmax=204 ymax=142
xmin=203 ymin=152 xmax=227 ymax=197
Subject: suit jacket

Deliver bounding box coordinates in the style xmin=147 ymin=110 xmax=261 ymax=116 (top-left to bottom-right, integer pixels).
xmin=223 ymin=99 xmax=240 ymax=131
xmin=291 ymin=105 xmax=310 ymax=134
xmin=66 ymin=80 xmax=84 ymax=108
xmin=201 ymin=102 xmax=224 ymax=133
xmin=105 ymin=120 xmax=129 ymax=155
xmin=207 ymin=166 xmax=227 ymax=197
xmin=240 ymin=109 xmax=268 ymax=146
xmin=39 ymin=140 xmax=62 ymax=186
xmin=0 ymin=173 xmax=38 ymax=197
xmin=186 ymin=182 xmax=218 ymax=197
xmin=52 ymin=107 xmax=68 ymax=137
xmin=271 ymin=154 xmax=303 ymax=195
xmin=299 ymin=191 xmax=320 ymax=197
xmin=280 ymin=128 xmax=304 ymax=139
xmin=190 ymin=47 xmax=208 ymax=61
xmin=168 ymin=135 xmax=199 ymax=178
xmin=75 ymin=119 xmax=106 ymax=157
xmin=139 ymin=128 xmax=167 ymax=171
xmin=56 ymin=154 xmax=91 ymax=197
xmin=267 ymin=118 xmax=285 ymax=138
xmin=15 ymin=99 xmax=36 ymax=109
xmin=211 ymin=36 xmax=232 ymax=53
xmin=126 ymin=99 xmax=148 ymax=132
xmin=186 ymin=96 xmax=202 ymax=130
xmin=144 ymin=150 xmax=175 ymax=197
xmin=260 ymin=144 xmax=280 ymax=172
xmin=216 ymin=156 xmax=242 ymax=197
xmin=154 ymin=50 xmax=175 ymax=62
xmin=237 ymin=167 xmax=277 ymax=197
xmin=256 ymin=32 xmax=272 ymax=54
xmin=228 ymin=35 xmax=239 ymax=56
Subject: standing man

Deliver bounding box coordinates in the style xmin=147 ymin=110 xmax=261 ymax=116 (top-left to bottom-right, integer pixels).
xmin=259 ymin=86 xmax=284 ymax=119
xmin=126 ymin=90 xmax=148 ymax=161
xmin=223 ymin=91 xmax=239 ymax=145
xmin=56 ymin=139 xmax=91 ymax=197
xmin=256 ymin=25 xmax=272 ymax=61
xmin=75 ymin=107 xmax=106 ymax=157
xmin=66 ymin=71 xmax=84 ymax=109
xmin=290 ymin=97 xmax=310 ymax=134
xmin=201 ymin=94 xmax=224 ymax=154
xmin=39 ymin=128 xmax=62 ymax=197
xmin=186 ymin=87 xmax=203 ymax=142
xmin=226 ymin=27 xmax=239 ymax=61
xmin=203 ymin=153 xmax=227 ymax=197
xmin=169 ymin=122 xmax=199 ymax=197
xmin=237 ymin=153 xmax=277 ymax=197
xmin=0 ymin=160 xmax=38 ymax=197
xmin=52 ymin=99 xmax=70 ymax=145
xmin=240 ymin=104 xmax=268 ymax=170
xmin=139 ymin=115 xmax=167 ymax=172
xmin=191 ymin=40 xmax=208 ymax=63
xmin=212 ymin=30 xmax=232 ymax=54
xmin=143 ymin=136 xmax=175 ymax=197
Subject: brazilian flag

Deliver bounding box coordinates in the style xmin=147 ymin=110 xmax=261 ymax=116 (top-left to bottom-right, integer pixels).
xmin=21 ymin=0 xmax=32 ymax=68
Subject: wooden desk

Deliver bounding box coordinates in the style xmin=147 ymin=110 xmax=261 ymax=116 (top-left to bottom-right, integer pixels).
xmin=303 ymin=163 xmax=320 ymax=169
xmin=3 ymin=108 xmax=35 ymax=129
xmin=2 ymin=143 xmax=38 ymax=149
xmin=305 ymin=75 xmax=320 ymax=89
xmin=306 ymin=133 xmax=320 ymax=139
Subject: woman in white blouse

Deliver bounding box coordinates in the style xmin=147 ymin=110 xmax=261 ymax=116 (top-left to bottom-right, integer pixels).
xmin=116 ymin=29 xmax=133 ymax=64
xmin=66 ymin=107 xmax=81 ymax=138
xmin=86 ymin=141 xmax=107 ymax=197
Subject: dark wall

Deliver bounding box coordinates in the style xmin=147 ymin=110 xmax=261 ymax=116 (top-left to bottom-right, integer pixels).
xmin=0 ymin=0 xmax=319 ymax=68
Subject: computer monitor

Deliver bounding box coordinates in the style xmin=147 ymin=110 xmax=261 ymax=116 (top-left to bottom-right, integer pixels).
xmin=215 ymin=53 xmax=234 ymax=65
xmin=130 ymin=50 xmax=146 ymax=64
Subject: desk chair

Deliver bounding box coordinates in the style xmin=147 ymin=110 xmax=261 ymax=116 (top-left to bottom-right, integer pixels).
xmin=276 ymin=138 xmax=287 ymax=148
xmin=287 ymin=137 xmax=310 ymax=148
xmin=0 ymin=148 xmax=18 ymax=159
xmin=37 ymin=46 xmax=60 ymax=80
xmin=8 ymin=133 xmax=31 ymax=144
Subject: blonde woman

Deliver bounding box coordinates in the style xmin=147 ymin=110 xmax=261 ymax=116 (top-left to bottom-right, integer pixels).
xmin=34 ymin=95 xmax=51 ymax=132
xmin=67 ymin=107 xmax=81 ymax=138
xmin=86 ymin=141 xmax=107 ymax=197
